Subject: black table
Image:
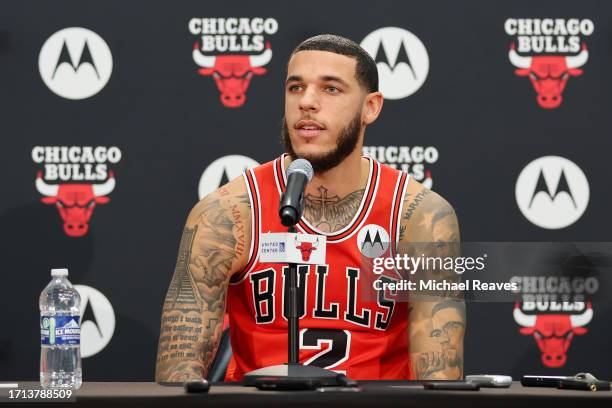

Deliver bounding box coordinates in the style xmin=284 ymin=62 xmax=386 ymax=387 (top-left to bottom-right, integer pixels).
xmin=2 ymin=381 xmax=611 ymax=407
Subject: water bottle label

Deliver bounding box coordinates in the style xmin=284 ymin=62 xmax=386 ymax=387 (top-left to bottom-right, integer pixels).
xmin=40 ymin=316 xmax=81 ymax=345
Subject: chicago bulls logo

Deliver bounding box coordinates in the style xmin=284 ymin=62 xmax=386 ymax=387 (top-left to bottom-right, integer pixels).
xmin=36 ymin=171 xmax=115 ymax=237
xmin=504 ymin=17 xmax=594 ymax=109
xmin=294 ymin=236 xmax=320 ymax=262
xmin=192 ymin=42 xmax=272 ymax=108
xmin=513 ymin=302 xmax=593 ymax=367
xmin=508 ymin=43 xmax=588 ymax=109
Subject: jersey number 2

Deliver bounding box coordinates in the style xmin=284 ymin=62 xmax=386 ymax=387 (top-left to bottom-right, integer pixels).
xmin=300 ymin=329 xmax=351 ymax=370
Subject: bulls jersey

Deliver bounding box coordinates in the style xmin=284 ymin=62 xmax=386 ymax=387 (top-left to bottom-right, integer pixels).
xmin=225 ymin=154 xmax=412 ymax=380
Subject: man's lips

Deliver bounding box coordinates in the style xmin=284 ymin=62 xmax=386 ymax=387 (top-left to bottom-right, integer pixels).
xmin=296 ymin=128 xmax=324 ymax=138
xmin=294 ymin=119 xmax=325 ymax=138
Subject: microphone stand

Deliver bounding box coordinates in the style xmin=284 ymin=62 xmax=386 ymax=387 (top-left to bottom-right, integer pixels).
xmin=243 ymin=219 xmax=349 ymax=388
xmin=286 ymin=224 xmax=300 ymax=365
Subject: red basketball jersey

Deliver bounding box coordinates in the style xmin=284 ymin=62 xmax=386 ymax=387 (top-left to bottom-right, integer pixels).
xmin=224 ymin=154 xmax=412 ymax=381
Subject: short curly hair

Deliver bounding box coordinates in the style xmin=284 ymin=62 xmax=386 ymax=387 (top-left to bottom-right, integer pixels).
xmin=289 ymin=34 xmax=378 ymax=93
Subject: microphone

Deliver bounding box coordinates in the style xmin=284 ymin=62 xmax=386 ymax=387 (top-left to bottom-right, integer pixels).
xmin=279 ymin=159 xmax=314 ymax=227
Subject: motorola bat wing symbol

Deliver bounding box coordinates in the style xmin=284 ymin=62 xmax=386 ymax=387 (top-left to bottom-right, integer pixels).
xmin=555 ymin=169 xmax=577 ymax=209
xmin=220 ymin=168 xmax=231 ymax=187
xmin=362 ymin=230 xmax=373 ymax=249
xmin=373 ymin=39 xmax=416 ymax=79
xmin=529 ymin=168 xmax=577 ymax=209
xmin=394 ymin=41 xmax=417 ymax=79
xmin=362 ymin=230 xmax=384 ymax=250
xmin=52 ymin=41 xmax=73 ymax=79
xmin=372 ymin=231 xmax=383 ymax=247
xmin=52 ymin=39 xmax=100 ymax=79
xmin=528 ymin=169 xmax=549 ymax=208
xmin=82 ymin=299 xmax=103 ymax=337
xmin=374 ymin=41 xmax=390 ymax=66
xmin=78 ymin=40 xmax=100 ymax=79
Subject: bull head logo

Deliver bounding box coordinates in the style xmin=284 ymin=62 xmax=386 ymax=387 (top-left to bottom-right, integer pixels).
xmin=36 ymin=171 xmax=115 ymax=237
xmin=192 ymin=42 xmax=273 ymax=108
xmin=508 ymin=43 xmax=588 ymax=109
xmin=294 ymin=236 xmax=320 ymax=262
xmin=514 ymin=302 xmax=592 ymax=367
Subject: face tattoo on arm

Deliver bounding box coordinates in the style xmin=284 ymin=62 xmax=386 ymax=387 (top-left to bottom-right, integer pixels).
xmin=400 ymin=184 xmax=465 ymax=380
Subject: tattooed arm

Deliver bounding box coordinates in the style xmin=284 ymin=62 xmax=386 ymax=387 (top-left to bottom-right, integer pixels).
xmin=400 ymin=182 xmax=465 ymax=380
xmin=155 ymin=177 xmax=251 ymax=383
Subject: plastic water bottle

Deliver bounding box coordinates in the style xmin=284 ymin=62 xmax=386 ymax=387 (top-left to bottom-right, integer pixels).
xmin=39 ymin=268 xmax=82 ymax=389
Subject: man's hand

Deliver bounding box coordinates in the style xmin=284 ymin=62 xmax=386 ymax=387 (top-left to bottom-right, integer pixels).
xmin=415 ymin=351 xmax=447 ymax=378
xmin=400 ymin=182 xmax=465 ymax=380
xmin=155 ymin=179 xmax=251 ymax=383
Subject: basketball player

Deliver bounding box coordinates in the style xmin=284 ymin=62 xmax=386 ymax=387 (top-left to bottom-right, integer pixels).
xmin=156 ymin=35 xmax=464 ymax=381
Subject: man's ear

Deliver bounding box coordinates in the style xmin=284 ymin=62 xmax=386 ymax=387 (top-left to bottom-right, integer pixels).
xmin=362 ymin=91 xmax=384 ymax=125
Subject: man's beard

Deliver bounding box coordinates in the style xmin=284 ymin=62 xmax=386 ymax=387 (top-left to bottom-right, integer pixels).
xmin=282 ymin=111 xmax=362 ymax=173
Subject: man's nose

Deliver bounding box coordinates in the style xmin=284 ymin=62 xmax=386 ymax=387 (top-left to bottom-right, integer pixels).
xmin=299 ymin=87 xmax=320 ymax=112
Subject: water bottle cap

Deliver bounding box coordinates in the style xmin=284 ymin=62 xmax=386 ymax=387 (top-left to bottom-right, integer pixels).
xmin=51 ymin=268 xmax=69 ymax=277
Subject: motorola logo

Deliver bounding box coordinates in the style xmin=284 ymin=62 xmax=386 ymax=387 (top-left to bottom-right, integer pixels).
xmin=357 ymin=224 xmax=390 ymax=258
xmin=75 ymin=285 xmax=115 ymax=358
xmin=39 ymin=27 xmax=113 ymax=100
xmin=198 ymin=155 xmax=260 ymax=199
xmin=515 ymin=156 xmax=589 ymax=229
xmin=360 ymin=27 xmax=429 ymax=100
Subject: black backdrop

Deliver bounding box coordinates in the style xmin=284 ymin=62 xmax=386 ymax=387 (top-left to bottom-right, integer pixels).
xmin=1 ymin=0 xmax=611 ymax=381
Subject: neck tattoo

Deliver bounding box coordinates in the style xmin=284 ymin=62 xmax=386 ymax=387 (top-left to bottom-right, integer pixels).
xmin=303 ymin=185 xmax=365 ymax=233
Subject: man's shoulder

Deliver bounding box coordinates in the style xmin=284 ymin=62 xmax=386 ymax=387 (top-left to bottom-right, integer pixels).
xmin=402 ymin=179 xmax=455 ymax=219
xmin=184 ymin=174 xmax=253 ymax=274
xmin=187 ymin=175 xmax=251 ymax=227
xmin=399 ymin=178 xmax=459 ymax=243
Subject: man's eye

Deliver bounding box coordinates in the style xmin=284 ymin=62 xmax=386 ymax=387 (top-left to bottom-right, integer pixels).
xmin=326 ymin=86 xmax=339 ymax=93
xmin=288 ymin=85 xmax=303 ymax=92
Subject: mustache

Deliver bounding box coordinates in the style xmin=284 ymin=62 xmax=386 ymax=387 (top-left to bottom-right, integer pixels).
xmin=291 ymin=116 xmax=326 ymax=129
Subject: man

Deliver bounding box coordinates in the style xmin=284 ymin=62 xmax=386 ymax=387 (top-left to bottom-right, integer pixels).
xmin=156 ymin=34 xmax=464 ymax=382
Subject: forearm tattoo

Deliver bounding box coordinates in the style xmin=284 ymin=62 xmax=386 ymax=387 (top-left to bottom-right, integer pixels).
xmin=155 ymin=192 xmax=248 ymax=382
xmin=400 ymin=187 xmax=465 ymax=380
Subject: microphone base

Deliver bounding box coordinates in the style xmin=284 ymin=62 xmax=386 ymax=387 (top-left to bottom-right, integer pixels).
xmin=243 ymin=364 xmax=342 ymax=388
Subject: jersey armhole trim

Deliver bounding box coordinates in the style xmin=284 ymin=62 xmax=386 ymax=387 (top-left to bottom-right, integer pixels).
xmin=390 ymin=171 xmax=409 ymax=258
xmin=230 ymin=170 xmax=260 ymax=285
